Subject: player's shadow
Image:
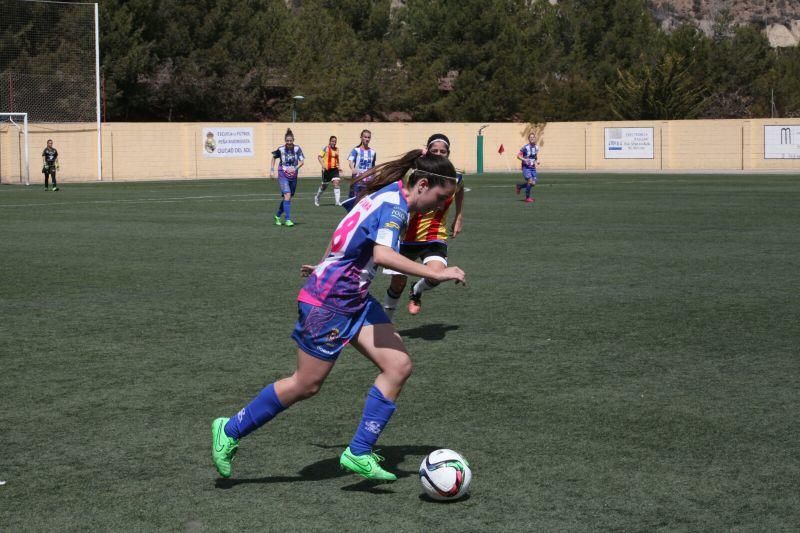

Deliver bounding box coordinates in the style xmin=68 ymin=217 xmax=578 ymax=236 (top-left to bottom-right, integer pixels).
xmin=214 ymin=444 xmax=439 ymax=494
xmin=398 ymin=323 xmax=459 ymax=341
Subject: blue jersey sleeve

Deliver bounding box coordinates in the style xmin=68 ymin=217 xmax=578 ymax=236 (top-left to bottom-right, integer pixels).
xmin=296 ymin=146 xmax=305 ymax=161
xmin=368 ymin=203 xmax=406 ymax=251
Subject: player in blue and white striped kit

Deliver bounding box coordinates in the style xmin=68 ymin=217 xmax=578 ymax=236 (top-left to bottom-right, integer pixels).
xmin=211 ymin=149 xmax=466 ymax=482
xmin=270 ymin=128 xmax=305 ymax=226
xmin=347 ymin=129 xmax=376 ymax=201
xmin=516 ymin=132 xmax=540 ymax=204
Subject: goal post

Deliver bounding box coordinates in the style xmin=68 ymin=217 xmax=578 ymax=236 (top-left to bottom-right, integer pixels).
xmin=0 ymin=112 xmax=30 ymax=185
xmin=0 ymin=0 xmax=102 ymax=182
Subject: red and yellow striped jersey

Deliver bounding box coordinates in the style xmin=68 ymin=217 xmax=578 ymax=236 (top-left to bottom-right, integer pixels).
xmin=402 ymin=173 xmax=463 ymax=243
xmin=319 ymin=145 xmax=340 ymax=170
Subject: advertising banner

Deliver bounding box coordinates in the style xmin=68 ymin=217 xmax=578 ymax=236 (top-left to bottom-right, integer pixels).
xmin=604 ymin=127 xmax=654 ymax=159
xmin=202 ymin=127 xmax=254 ymax=157
xmin=764 ymin=125 xmax=800 ymax=159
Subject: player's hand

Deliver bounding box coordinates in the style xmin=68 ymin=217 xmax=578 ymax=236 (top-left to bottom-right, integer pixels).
xmin=433 ymin=266 xmax=466 ymax=286
xmin=300 ymin=264 xmax=316 ymax=277
xmin=269 ymin=169 xmax=275 ymax=179
xmin=55 ymin=163 xmax=60 ymax=170
xmin=450 ymin=216 xmax=463 ymax=239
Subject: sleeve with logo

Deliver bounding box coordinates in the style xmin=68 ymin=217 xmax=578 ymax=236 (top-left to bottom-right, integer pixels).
xmin=369 ymin=202 xmax=406 ymax=252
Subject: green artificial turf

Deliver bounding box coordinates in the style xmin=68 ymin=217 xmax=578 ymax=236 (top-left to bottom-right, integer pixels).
xmin=1 ymin=174 xmax=798 ymax=531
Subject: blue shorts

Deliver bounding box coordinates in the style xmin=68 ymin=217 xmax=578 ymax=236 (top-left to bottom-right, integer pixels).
xmin=277 ymin=175 xmax=298 ymax=196
xmin=349 ymin=180 xmax=368 ymax=199
xmin=291 ymin=295 xmax=390 ymax=362
xmin=522 ymin=167 xmax=537 ymax=181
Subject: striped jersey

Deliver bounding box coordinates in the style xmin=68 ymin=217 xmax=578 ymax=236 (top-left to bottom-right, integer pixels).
xmin=319 ymin=145 xmax=340 ymax=170
xmin=518 ymin=143 xmax=539 ymax=168
xmin=272 ymin=144 xmax=304 ymax=177
xmin=403 ymin=173 xmax=463 ymax=244
xmin=348 ymin=146 xmax=376 ymax=176
xmin=298 ymin=180 xmax=409 ymax=314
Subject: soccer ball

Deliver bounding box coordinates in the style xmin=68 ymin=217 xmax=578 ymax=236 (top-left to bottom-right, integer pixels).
xmin=419 ymin=449 xmax=472 ymax=501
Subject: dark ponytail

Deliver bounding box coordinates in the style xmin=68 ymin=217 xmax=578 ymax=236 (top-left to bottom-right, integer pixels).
xmin=355 ymin=149 xmax=457 ymax=199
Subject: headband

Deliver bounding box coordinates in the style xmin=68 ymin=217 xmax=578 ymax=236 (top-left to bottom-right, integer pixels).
xmin=412 ymin=169 xmax=459 ymax=182
xmin=427 ymin=137 xmax=450 ymax=148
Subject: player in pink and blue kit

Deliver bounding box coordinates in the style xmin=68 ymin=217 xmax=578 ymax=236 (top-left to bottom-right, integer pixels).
xmin=212 ymin=149 xmax=466 ymax=482
xmin=270 ymin=128 xmax=305 ymax=226
xmin=516 ymin=132 xmax=540 ymax=204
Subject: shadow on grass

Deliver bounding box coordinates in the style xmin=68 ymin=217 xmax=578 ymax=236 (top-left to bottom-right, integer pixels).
xmin=215 ymin=444 xmax=439 ymax=494
xmin=398 ymin=323 xmax=459 ymax=340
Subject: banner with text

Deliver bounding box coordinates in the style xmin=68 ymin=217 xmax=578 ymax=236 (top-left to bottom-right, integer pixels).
xmin=202 ymin=127 xmax=254 ymax=157
xmin=604 ymin=127 xmax=654 ymax=159
xmin=764 ymin=125 xmax=800 ymax=159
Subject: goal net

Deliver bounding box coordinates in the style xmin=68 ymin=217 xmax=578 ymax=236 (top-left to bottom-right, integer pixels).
xmin=0 ymin=0 xmax=101 ymax=182
xmin=0 ymin=112 xmax=29 ymax=184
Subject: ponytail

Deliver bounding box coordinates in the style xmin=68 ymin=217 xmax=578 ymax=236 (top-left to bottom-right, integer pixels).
xmin=355 ymin=149 xmax=457 ymax=199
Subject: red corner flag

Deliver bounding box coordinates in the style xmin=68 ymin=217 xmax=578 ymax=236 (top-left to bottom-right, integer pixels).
xmin=498 ymin=144 xmax=505 ymax=154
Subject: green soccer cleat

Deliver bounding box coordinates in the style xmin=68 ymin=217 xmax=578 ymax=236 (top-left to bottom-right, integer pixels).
xmin=284 ymin=219 xmax=295 ymax=227
xmin=339 ymin=447 xmax=397 ymax=481
xmin=211 ymin=417 xmax=239 ymax=478
xmin=274 ymin=215 xmax=282 ymax=226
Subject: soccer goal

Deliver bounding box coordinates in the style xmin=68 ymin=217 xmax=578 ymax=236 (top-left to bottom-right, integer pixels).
xmin=0 ymin=113 xmax=30 ymax=185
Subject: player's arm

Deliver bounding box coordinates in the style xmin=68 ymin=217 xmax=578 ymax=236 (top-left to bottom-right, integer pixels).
xmin=317 ymin=152 xmax=325 ymax=170
xmin=373 ymin=245 xmax=465 ymax=284
xmin=450 ymin=186 xmax=465 ymax=238
xmin=269 ymin=152 xmax=280 ymax=178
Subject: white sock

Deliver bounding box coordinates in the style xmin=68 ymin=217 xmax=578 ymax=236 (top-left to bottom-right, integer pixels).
xmin=413 ymin=278 xmax=437 ymax=295
xmin=334 ymin=188 xmax=341 ymax=204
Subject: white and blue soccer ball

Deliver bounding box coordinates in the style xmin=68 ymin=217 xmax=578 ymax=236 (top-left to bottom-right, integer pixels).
xmin=419 ymin=449 xmax=472 ymax=501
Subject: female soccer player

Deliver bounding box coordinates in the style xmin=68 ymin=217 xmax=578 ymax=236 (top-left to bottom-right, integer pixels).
xmin=382 ymin=133 xmax=464 ymax=318
xmin=347 ymin=129 xmax=376 ymax=201
xmin=314 ymin=135 xmax=342 ymax=206
xmin=516 ymin=132 xmax=540 ymax=204
xmin=270 ymin=128 xmax=305 ymax=226
xmin=212 ymin=150 xmax=465 ymax=482
xmin=42 ymin=139 xmax=59 ymax=191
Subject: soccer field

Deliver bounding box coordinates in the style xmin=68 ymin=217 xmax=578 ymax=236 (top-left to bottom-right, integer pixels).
xmin=1 ymin=174 xmax=799 ymax=531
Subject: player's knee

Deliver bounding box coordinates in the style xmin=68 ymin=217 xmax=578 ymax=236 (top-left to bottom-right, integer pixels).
xmin=287 ymin=373 xmax=324 ymax=399
xmin=391 ymin=355 xmax=413 ymax=382
xmin=390 ymin=276 xmax=407 ymax=293
xmin=297 ymin=379 xmax=323 ymax=399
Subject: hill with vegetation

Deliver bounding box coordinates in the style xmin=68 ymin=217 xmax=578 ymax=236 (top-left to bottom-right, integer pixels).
xmin=6 ymin=0 xmax=798 ymax=121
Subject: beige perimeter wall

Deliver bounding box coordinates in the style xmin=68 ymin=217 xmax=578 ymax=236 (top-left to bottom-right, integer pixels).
xmin=1 ymin=119 xmax=798 ymax=184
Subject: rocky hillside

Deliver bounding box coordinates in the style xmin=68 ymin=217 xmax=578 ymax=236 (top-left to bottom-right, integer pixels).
xmin=648 ymin=0 xmax=800 ymax=46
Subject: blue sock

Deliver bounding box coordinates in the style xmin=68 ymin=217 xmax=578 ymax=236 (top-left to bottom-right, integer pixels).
xmin=276 ymin=200 xmax=284 ymax=217
xmin=283 ymin=200 xmax=291 ymax=220
xmin=525 ymin=184 xmax=533 ymax=198
xmin=224 ymin=383 xmax=286 ymax=440
xmin=348 ymin=385 xmax=397 ymax=456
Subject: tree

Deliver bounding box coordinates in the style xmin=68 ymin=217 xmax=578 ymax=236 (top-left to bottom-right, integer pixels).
xmin=607 ymin=53 xmax=709 ymax=120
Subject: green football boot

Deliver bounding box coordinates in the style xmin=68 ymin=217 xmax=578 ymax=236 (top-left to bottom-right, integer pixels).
xmin=339 ymin=447 xmax=397 ymax=481
xmin=211 ymin=417 xmax=239 ymax=478
xmin=274 ymin=215 xmax=282 ymax=226
xmin=284 ymin=219 xmax=295 ymax=227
